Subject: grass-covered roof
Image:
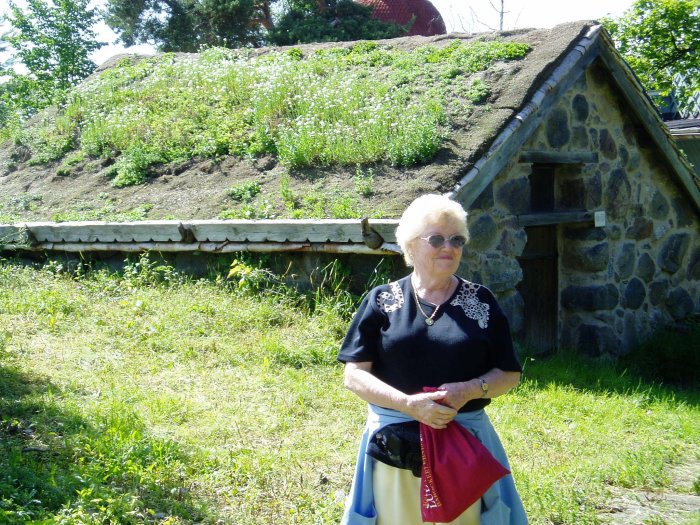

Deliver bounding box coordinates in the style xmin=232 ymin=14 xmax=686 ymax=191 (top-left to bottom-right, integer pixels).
xmin=0 ymin=22 xmax=596 ymax=223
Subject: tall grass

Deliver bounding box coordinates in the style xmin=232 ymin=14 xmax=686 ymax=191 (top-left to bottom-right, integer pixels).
xmin=8 ymin=40 xmax=530 ymax=184
xmin=0 ymin=257 xmax=697 ymax=524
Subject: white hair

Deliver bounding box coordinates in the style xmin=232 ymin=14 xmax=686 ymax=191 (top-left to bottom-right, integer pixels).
xmin=395 ymin=194 xmax=469 ymax=266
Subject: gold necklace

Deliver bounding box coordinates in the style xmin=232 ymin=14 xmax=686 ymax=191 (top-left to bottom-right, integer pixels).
xmin=411 ymin=280 xmax=440 ymax=326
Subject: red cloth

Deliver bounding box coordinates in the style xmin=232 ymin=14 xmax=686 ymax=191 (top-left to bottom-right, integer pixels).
xmin=419 ymin=388 xmax=510 ymax=522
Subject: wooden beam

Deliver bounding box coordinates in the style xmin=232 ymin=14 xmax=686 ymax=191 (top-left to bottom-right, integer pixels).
xmin=0 ymin=219 xmax=398 ymax=245
xmin=517 ymin=210 xmax=595 ymax=227
xmin=1 ymin=241 xmax=402 ymax=256
xmin=518 ymin=150 xmax=599 ymax=164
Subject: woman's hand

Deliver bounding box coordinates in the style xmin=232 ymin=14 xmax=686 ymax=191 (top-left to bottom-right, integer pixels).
xmin=436 ymin=381 xmax=480 ymax=411
xmin=438 ymin=369 xmax=522 ymax=410
xmin=405 ymin=391 xmax=457 ymax=429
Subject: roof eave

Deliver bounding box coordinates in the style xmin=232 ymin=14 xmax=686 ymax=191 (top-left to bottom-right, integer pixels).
xmin=447 ymin=24 xmax=700 ymax=216
xmin=446 ymin=25 xmax=603 ymax=207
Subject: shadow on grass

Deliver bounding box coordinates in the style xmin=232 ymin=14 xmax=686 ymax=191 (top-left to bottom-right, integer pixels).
xmin=516 ymin=347 xmax=700 ymax=408
xmin=0 ymin=364 xmax=209 ymax=523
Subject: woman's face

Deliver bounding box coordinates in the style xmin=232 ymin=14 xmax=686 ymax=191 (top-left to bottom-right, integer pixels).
xmin=409 ymin=217 xmax=465 ymax=278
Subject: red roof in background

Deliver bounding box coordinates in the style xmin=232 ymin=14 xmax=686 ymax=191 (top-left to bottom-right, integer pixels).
xmin=356 ymin=0 xmax=446 ymax=36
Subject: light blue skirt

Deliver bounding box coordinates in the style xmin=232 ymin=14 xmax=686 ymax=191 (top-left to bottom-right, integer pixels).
xmin=341 ymin=404 xmax=528 ymax=525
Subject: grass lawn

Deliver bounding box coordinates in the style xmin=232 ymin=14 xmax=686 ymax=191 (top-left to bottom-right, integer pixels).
xmin=0 ymin=257 xmax=698 ymax=524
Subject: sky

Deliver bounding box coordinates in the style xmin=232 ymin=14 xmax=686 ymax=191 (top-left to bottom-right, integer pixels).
xmin=2 ymin=0 xmax=637 ymax=68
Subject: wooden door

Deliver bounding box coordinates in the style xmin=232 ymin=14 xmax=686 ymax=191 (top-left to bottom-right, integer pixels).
xmin=517 ymin=225 xmax=558 ymax=353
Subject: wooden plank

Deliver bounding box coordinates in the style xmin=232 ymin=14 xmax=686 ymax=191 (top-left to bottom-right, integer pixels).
xmin=517 ymin=210 xmax=594 ymax=227
xmin=25 ymin=221 xmax=184 ymax=242
xmin=519 ymin=150 xmax=599 ymax=164
xmin=185 ymin=219 xmax=398 ymax=243
xmin=2 ymin=219 xmax=400 ymax=249
xmin=14 ymin=241 xmax=402 ymax=255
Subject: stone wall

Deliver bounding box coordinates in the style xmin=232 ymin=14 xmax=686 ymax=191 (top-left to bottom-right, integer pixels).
xmin=459 ymin=61 xmax=700 ymax=355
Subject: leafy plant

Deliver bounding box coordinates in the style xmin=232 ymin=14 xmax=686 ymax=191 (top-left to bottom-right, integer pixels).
xmin=354 ymin=165 xmax=375 ymax=197
xmin=228 ymin=181 xmax=262 ymax=202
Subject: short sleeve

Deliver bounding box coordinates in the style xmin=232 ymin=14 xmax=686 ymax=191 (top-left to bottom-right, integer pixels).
xmin=484 ymin=290 xmax=522 ymax=373
xmin=337 ymin=291 xmax=385 ymax=364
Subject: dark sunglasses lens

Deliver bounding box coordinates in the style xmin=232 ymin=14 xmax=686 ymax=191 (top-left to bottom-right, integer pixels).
xmin=427 ymin=235 xmax=446 ymax=248
xmin=451 ymin=235 xmax=467 ymax=247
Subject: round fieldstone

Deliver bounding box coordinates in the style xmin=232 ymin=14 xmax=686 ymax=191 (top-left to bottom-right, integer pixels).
xmin=563 ymin=242 xmax=609 ymax=272
xmin=468 ymin=214 xmax=498 ymax=251
xmin=572 ymin=94 xmax=589 ymax=122
xmin=648 ymin=279 xmax=669 ymax=305
xmin=498 ymin=228 xmax=527 ymax=257
xmin=622 ymin=277 xmax=646 ymax=309
xmin=496 ymin=177 xmax=529 ymax=214
xmin=562 ymin=284 xmax=619 ymax=311
xmin=615 ymin=243 xmax=636 ymax=279
xmin=607 ymin=168 xmax=631 ymax=218
xmin=546 ymin=107 xmax=571 ymax=148
xmin=667 ymin=288 xmax=694 ymax=320
xmin=635 ymin=252 xmax=656 ymax=282
xmin=599 ymin=129 xmax=618 ymax=160
xmin=564 ymin=226 xmax=606 ymax=241
xmin=626 ymin=217 xmax=653 ymax=240
xmin=619 ymin=145 xmax=629 ymax=166
xmin=480 ymin=253 xmax=523 ymax=293
xmin=577 ymin=323 xmax=617 ymax=356
xmin=658 ymin=233 xmax=690 ymax=273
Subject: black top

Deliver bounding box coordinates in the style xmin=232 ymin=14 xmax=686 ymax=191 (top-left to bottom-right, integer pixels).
xmin=338 ymin=275 xmax=522 ymax=412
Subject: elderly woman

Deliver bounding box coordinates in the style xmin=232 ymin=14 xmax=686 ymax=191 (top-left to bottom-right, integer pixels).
xmin=338 ymin=194 xmax=527 ymax=525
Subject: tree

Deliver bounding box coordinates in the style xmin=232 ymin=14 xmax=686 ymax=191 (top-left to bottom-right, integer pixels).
xmin=103 ymin=0 xmax=267 ymax=52
xmin=602 ymin=0 xmax=699 ymax=117
xmin=1 ymin=0 xmax=104 ymax=116
xmin=103 ymin=0 xmax=407 ymax=51
xmin=269 ymin=0 xmax=407 ymax=46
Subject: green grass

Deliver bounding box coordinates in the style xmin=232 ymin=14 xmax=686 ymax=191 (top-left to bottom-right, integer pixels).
xmin=5 ymin=40 xmax=530 ymax=186
xmin=0 ymin=257 xmax=697 ymax=524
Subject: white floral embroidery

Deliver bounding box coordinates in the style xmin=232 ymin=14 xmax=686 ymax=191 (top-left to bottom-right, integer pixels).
xmin=376 ymin=281 xmax=404 ymax=313
xmin=450 ymin=280 xmax=490 ymax=328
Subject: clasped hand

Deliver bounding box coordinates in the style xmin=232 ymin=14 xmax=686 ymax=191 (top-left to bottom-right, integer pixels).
xmin=406 ymin=390 xmax=457 ymax=429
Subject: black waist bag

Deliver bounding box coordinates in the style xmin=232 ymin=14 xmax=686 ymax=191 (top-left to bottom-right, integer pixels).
xmin=367 ymin=421 xmax=422 ymax=477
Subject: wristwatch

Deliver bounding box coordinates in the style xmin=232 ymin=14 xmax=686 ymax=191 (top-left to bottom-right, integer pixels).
xmin=478 ymin=378 xmax=489 ymax=398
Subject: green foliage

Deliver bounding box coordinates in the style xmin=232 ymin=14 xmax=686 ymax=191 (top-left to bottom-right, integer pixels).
xmin=112 ymin=144 xmax=164 ymax=187
xmin=354 ymin=165 xmax=375 ymax=197
xmin=1 ymin=0 xmax=104 ymax=118
xmin=602 ymin=0 xmax=700 ymax=116
xmin=269 ymin=0 xmax=408 ymax=46
xmin=228 ymin=181 xmax=262 ymax=202
xmin=103 ymin=0 xmax=265 ymax=52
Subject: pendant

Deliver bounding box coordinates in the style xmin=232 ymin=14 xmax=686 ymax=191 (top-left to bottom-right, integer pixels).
xmin=425 ymin=318 xmax=434 ymax=326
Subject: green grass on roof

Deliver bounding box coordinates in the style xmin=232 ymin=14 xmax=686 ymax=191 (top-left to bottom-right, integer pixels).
xmin=7 ymin=39 xmax=530 ymax=187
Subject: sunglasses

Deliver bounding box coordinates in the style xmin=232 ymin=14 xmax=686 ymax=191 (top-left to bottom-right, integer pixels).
xmin=419 ymin=234 xmax=467 ymax=249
